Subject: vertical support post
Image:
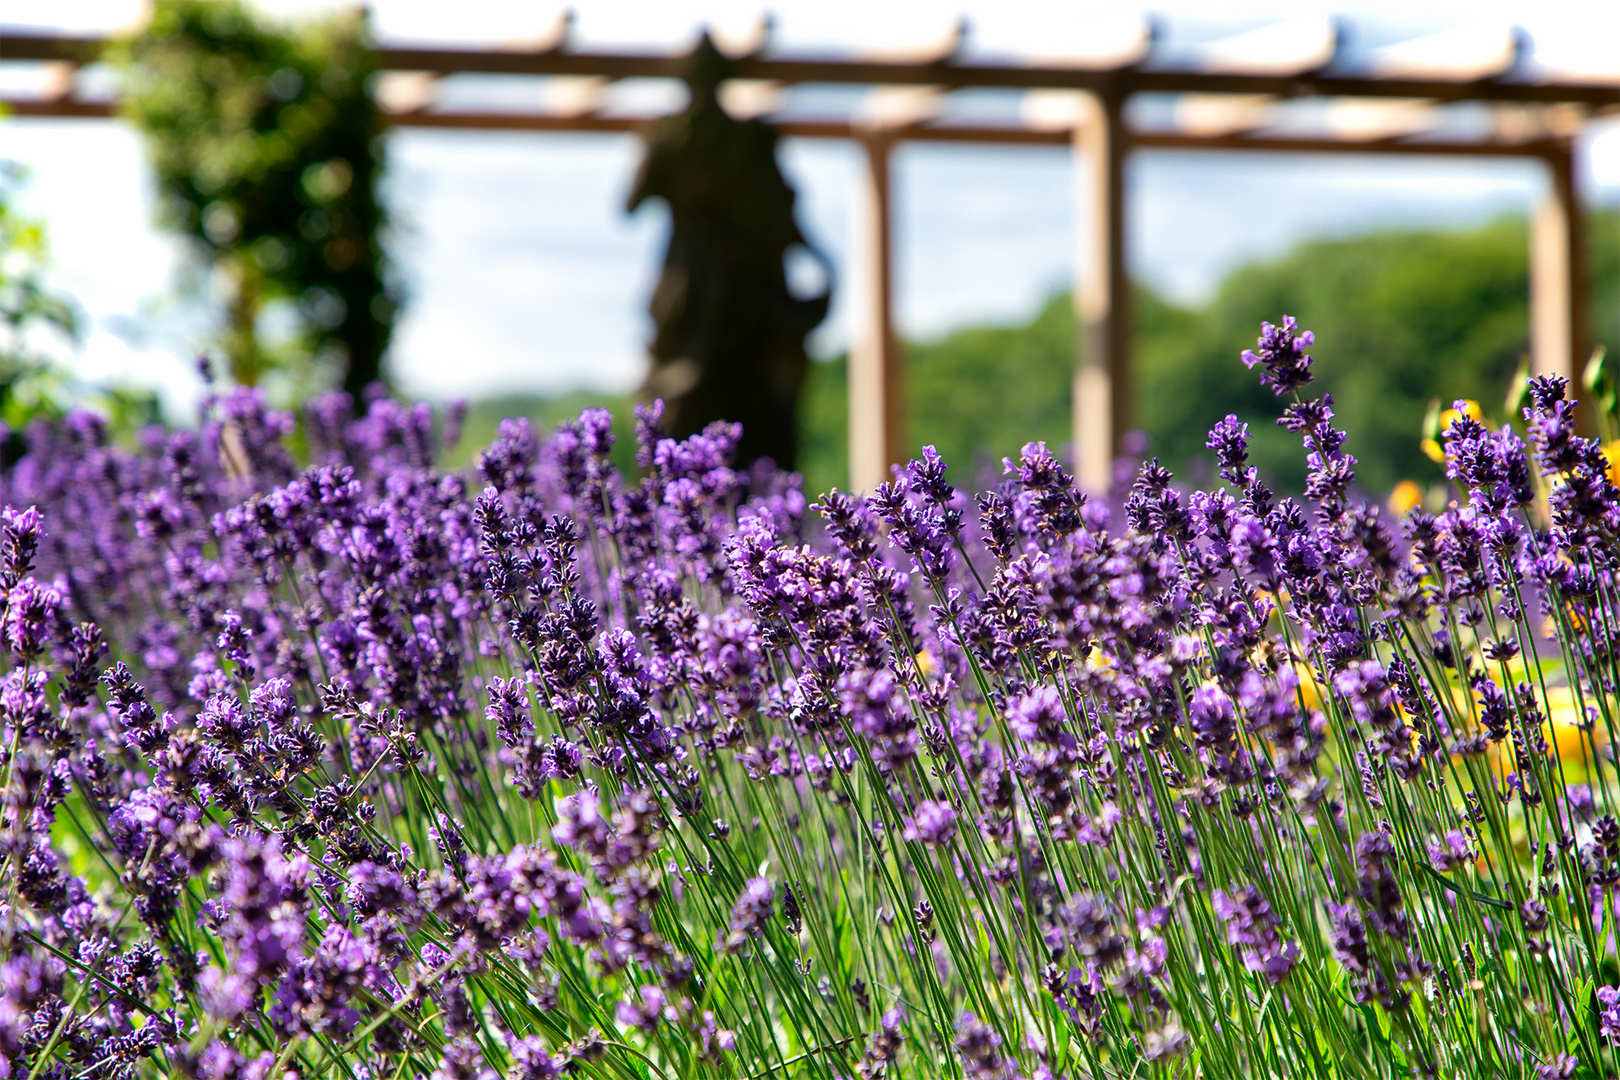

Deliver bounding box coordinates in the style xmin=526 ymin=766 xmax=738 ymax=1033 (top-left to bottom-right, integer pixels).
xmin=1530 ymin=142 xmax=1590 ymax=429
xmin=1073 ymin=91 xmax=1130 ymax=493
xmin=849 ymin=132 xmax=904 ymax=492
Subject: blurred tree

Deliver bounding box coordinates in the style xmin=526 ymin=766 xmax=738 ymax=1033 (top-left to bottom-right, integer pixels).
xmin=0 ymin=162 xmax=78 ymax=447
xmin=117 ymin=0 xmax=396 ymax=397
xmin=796 ymin=210 xmax=1618 ymax=497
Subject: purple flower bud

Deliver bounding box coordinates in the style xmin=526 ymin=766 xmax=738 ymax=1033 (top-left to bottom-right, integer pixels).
xmin=1212 ymin=886 xmax=1298 ymax=984
xmin=903 ymin=799 xmax=958 ymax=846
xmin=1426 ymin=830 xmax=1477 ymax=873
xmin=721 ymin=877 xmax=774 ymax=952
xmin=1007 ymin=685 xmax=1066 ymax=745
xmin=512 ymin=1035 xmax=568 ymax=1079
xmin=3 ymin=577 xmax=60 ymax=661
xmin=1205 ymin=414 xmax=1250 ymax=484
xmin=1600 ymin=986 xmax=1620 ymax=1043
xmin=1241 ymin=315 xmax=1315 ymax=396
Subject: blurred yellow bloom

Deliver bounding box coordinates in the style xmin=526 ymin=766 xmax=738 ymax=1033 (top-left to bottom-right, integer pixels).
xmin=1431 ymin=683 xmax=1475 ymax=725
xmin=1423 ymin=401 xmax=1484 ymax=467
xmin=1441 ymin=400 xmax=1484 ymax=428
xmin=1293 ymin=662 xmax=1325 ymax=713
xmin=1604 ymin=440 xmax=1620 ymax=487
xmin=1543 ymin=687 xmax=1600 ymax=763
xmin=1388 ymin=480 xmax=1423 ymax=518
xmin=1465 ymin=679 xmax=1604 ymax=770
xmin=916 ymin=648 xmax=937 ymax=676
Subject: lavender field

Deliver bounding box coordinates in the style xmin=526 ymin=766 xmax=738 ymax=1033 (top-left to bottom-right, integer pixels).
xmin=4 ymin=321 xmax=1620 ymax=1079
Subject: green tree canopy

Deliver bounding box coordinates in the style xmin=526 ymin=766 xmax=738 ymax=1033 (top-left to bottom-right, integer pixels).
xmin=117 ymin=0 xmax=396 ymax=396
xmin=797 ymin=209 xmax=1619 ymax=497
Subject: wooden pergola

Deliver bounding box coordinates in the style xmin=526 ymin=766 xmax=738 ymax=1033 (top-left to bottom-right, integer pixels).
xmin=4 ymin=20 xmax=1617 ymax=490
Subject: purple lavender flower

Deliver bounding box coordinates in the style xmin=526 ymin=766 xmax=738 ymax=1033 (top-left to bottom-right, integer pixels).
xmin=1600 ymin=985 xmax=1620 ymax=1043
xmin=3 ymin=576 xmax=60 ymax=661
xmin=1206 ymin=414 xmax=1250 ymax=485
xmin=1354 ymin=829 xmax=1409 ymax=942
xmin=1241 ymin=315 xmax=1315 ymax=396
xmin=1212 ymin=886 xmax=1299 ymax=984
xmin=1006 ymin=685 xmax=1066 ymax=745
xmin=953 ymin=1012 xmax=1017 ymax=1080
xmin=903 ymin=799 xmax=958 ymax=846
xmin=1 ymin=504 xmax=42 ymax=589
xmin=1536 ymin=1053 xmax=1577 ymax=1079
xmin=7 ymin=332 xmax=1616 ymax=1080
xmin=511 ymin=1036 xmax=569 ymax=1079
xmin=211 ymin=833 xmax=311 ymax=993
xmin=721 ymin=876 xmax=774 ymax=953
xmin=1426 ymin=830 xmax=1477 ymax=873
xmin=856 ymin=1006 xmax=904 ymax=1076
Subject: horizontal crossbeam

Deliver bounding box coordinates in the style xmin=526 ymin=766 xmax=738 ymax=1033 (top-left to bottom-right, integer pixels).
xmin=0 ymin=97 xmax=1577 ymax=159
xmin=3 ymin=30 xmax=1618 ymax=108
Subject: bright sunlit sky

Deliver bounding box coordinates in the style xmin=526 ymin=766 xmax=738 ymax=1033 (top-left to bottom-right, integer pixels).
xmin=2 ymin=0 xmax=1618 ymax=413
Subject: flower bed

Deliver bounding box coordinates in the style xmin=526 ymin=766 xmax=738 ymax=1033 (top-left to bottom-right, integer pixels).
xmin=3 ymin=322 xmax=1618 ymax=1080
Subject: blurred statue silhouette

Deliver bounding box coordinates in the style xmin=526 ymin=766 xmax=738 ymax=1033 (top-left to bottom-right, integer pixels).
xmin=628 ymin=34 xmax=831 ymax=471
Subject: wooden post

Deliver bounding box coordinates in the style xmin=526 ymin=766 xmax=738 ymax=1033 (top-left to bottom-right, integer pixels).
xmin=1530 ymin=142 xmax=1590 ymax=428
xmin=849 ymin=132 xmax=904 ymax=492
xmin=1073 ymin=91 xmax=1130 ymax=493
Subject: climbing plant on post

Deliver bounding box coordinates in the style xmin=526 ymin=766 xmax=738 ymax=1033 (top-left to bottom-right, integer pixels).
xmin=0 ymin=163 xmax=78 ymax=440
xmin=117 ymin=0 xmax=397 ymax=397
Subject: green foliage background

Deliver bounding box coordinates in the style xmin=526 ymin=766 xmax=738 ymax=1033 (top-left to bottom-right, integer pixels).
xmin=116 ymin=0 xmax=396 ymax=396
xmin=794 ymin=209 xmax=1620 ymax=498
xmin=433 ymin=211 xmax=1619 ymax=501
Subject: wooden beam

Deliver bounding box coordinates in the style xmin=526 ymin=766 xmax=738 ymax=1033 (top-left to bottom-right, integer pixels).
xmin=3 ymin=30 xmax=1618 ymax=107
xmin=1127 ymin=131 xmax=1569 ymax=157
xmin=0 ymin=99 xmax=112 ymax=119
xmin=848 ymin=132 xmax=904 ymax=492
xmin=0 ymin=97 xmax=1587 ymax=159
xmin=1530 ymin=141 xmax=1591 ymax=428
xmin=1074 ymin=92 xmax=1129 ymax=493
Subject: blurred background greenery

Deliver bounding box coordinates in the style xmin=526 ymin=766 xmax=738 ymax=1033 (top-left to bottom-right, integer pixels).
xmin=4 ymin=0 xmax=1616 ymax=499
xmin=115 ymin=0 xmax=395 ymax=398
xmin=444 ymin=208 xmax=1620 ymax=498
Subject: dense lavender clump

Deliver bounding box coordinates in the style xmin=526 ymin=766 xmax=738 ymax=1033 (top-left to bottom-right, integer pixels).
xmin=4 ymin=331 xmax=1620 ymax=1080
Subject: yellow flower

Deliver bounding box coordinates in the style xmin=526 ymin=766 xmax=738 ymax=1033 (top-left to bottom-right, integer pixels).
xmin=1421 ymin=438 xmax=1446 ymax=464
xmin=1543 ymin=687 xmax=1601 ymax=764
xmin=1388 ymin=480 xmax=1423 ymax=518
xmin=1604 ymin=440 xmax=1620 ymax=488
xmin=1292 ymin=661 xmax=1325 ymax=713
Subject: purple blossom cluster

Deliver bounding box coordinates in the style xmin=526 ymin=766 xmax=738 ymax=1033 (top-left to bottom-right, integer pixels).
xmin=2 ymin=327 xmax=1619 ymax=1080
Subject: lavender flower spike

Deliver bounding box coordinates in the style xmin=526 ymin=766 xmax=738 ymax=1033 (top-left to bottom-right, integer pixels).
xmin=1241 ymin=315 xmax=1315 ymax=396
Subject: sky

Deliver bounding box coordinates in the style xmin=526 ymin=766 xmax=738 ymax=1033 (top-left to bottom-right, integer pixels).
xmin=1 ymin=0 xmax=1617 ymax=412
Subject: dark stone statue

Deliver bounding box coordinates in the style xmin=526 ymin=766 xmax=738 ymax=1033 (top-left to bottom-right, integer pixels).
xmin=628 ymin=35 xmax=831 ymax=470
